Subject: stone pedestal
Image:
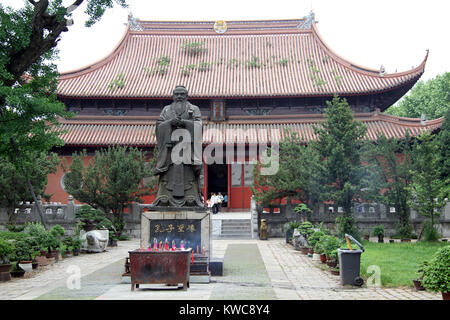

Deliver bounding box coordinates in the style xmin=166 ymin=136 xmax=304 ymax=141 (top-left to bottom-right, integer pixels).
xmin=140 ymin=207 xmax=211 ymax=283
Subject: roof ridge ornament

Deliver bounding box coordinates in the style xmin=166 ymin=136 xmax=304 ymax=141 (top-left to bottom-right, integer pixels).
xmin=297 ymin=10 xmax=315 ymax=29
xmin=214 ymin=20 xmax=228 ymax=34
xmin=127 ymin=12 xmax=142 ymax=31
xmin=379 ymin=65 xmax=386 ymax=77
xmin=421 ymin=113 xmax=427 ymax=126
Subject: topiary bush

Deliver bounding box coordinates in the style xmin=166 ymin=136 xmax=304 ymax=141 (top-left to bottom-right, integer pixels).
xmin=0 ymin=238 xmax=15 ymax=264
xmin=322 ymin=235 xmax=341 ymax=257
xmin=422 ymin=245 xmax=450 ymax=294
xmin=298 ymin=221 xmax=315 ymax=240
xmin=308 ymin=230 xmax=325 ymax=249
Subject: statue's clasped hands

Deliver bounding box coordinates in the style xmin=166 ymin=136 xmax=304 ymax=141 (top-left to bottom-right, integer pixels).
xmin=171 ymin=117 xmax=185 ymax=128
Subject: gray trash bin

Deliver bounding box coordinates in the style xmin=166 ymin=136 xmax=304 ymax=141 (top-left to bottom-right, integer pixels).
xmin=338 ymin=234 xmax=365 ymax=286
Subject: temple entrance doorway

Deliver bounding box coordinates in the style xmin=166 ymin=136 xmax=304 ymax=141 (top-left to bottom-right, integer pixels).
xmin=207 ymin=164 xmax=228 ymax=207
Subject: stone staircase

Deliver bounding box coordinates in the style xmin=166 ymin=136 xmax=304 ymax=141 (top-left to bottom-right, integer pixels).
xmin=218 ymin=219 xmax=252 ymax=239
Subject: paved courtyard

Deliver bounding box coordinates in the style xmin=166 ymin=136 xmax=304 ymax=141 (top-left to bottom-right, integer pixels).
xmin=0 ymin=238 xmax=441 ymax=300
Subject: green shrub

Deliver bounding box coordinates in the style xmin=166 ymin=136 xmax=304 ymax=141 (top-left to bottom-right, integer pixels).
xmin=422 ymin=245 xmax=450 ymax=293
xmin=308 ymin=231 xmax=325 ymax=248
xmin=0 ymin=230 xmax=29 ymax=241
xmin=322 ymin=235 xmax=341 ymax=256
xmin=394 ymin=221 xmax=413 ymax=239
xmin=75 ymin=205 xmax=106 ymax=223
xmin=0 ymin=238 xmax=15 ymax=264
xmin=293 ymin=203 xmax=312 ymax=216
xmin=314 ymin=239 xmax=325 ymax=254
xmin=422 ymin=221 xmax=442 ymax=242
xmin=13 ymin=239 xmax=38 ymax=262
xmin=72 ymin=236 xmax=82 ymax=251
xmin=50 ymin=225 xmax=65 ymax=238
xmin=24 ymin=222 xmax=46 ymax=238
xmin=298 ymin=221 xmax=314 ymax=239
xmin=372 ymin=225 xmax=385 ymax=236
xmin=284 ymin=221 xmax=301 ymax=232
xmin=330 ymin=249 xmax=338 ymax=260
xmin=6 ymin=224 xmax=25 ymax=232
xmin=118 ymin=234 xmax=130 ymax=241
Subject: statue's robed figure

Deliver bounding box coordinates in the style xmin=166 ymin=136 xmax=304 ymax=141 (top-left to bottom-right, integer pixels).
xmin=151 ymin=86 xmax=204 ymax=208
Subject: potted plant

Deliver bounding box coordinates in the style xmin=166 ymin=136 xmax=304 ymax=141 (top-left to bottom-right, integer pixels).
xmin=322 ymin=235 xmax=341 ymax=261
xmin=72 ymin=236 xmax=82 ymax=256
xmin=284 ymin=221 xmax=300 ymax=244
xmin=293 ymin=203 xmax=312 ymax=222
xmin=298 ymin=221 xmax=315 ymax=244
xmin=0 ymin=238 xmax=14 ymax=282
xmin=372 ymin=225 xmax=385 ymax=243
xmin=412 ymin=261 xmax=427 ymax=291
xmin=362 ymin=231 xmax=370 ymax=241
xmin=309 ymin=231 xmax=325 ymax=261
xmin=314 ymin=238 xmax=327 ymax=263
xmin=422 ymin=246 xmax=450 ymax=300
xmin=330 ymin=267 xmax=340 ymax=276
xmin=326 ymin=249 xmax=339 ymax=268
xmin=108 ymin=233 xmax=119 ymax=247
xmin=62 ymin=236 xmax=75 ymax=256
xmin=14 ymin=239 xmax=35 ymax=273
xmin=49 ymin=225 xmax=66 ymax=261
xmin=10 ymin=263 xmax=26 ymax=278
xmin=75 ymin=205 xmax=107 ymax=231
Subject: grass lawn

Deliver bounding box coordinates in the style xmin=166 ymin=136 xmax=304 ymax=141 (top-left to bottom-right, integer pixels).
xmin=359 ymin=240 xmax=449 ymax=288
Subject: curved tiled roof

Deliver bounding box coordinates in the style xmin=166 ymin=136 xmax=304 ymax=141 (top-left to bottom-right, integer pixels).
xmin=57 ymin=19 xmax=427 ymax=99
xmin=53 ymin=112 xmax=442 ymax=147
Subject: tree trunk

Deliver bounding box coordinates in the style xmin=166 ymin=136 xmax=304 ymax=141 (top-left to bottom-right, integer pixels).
xmin=7 ymin=206 xmax=16 ymax=226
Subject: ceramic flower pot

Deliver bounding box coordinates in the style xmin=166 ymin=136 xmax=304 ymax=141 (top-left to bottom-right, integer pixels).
xmin=330 ymin=269 xmax=340 ymax=276
xmin=18 ymin=261 xmax=33 ymax=273
xmin=326 ymin=260 xmax=338 ymax=268
xmin=312 ymin=253 xmax=321 ymax=261
xmin=10 ymin=269 xmax=25 ymax=278
xmin=412 ymin=279 xmax=425 ymax=291
xmin=320 ymin=254 xmax=327 ymax=263
xmin=442 ymin=292 xmax=450 ymax=300
xmin=0 ymin=264 xmax=12 ymax=273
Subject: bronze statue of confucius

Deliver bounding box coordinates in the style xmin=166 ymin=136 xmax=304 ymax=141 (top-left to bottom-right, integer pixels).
xmin=150 ymin=85 xmax=205 ymax=208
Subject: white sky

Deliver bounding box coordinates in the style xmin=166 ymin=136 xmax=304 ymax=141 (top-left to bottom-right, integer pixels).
xmin=2 ymin=0 xmax=450 ymax=81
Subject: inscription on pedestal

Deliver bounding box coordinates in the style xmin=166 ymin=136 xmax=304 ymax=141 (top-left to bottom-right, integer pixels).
xmin=150 ymin=219 xmax=201 ymax=250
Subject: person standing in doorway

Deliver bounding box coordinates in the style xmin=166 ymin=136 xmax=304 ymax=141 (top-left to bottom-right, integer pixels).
xmin=217 ymin=192 xmax=224 ymax=213
xmin=210 ymin=193 xmax=217 ymax=214
xmin=223 ymin=193 xmax=228 ymax=208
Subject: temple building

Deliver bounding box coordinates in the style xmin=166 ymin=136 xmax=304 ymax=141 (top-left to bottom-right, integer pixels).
xmin=45 ymin=14 xmax=443 ymax=209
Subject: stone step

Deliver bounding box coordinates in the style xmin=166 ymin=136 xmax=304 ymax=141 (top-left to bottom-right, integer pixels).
xmin=221 ymin=226 xmax=251 ymax=231
xmin=221 ymin=230 xmax=252 ymax=235
xmin=216 ymin=218 xmax=253 ymax=239
xmin=213 ymin=234 xmax=253 ymax=239
xmin=221 ymin=220 xmax=251 ymax=226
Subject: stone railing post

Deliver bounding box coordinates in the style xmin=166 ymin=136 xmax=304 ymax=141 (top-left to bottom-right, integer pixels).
xmin=66 ymin=195 xmax=75 ymax=220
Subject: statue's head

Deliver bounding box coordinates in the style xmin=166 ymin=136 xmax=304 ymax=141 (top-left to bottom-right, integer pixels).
xmin=173 ymin=85 xmax=188 ymax=102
